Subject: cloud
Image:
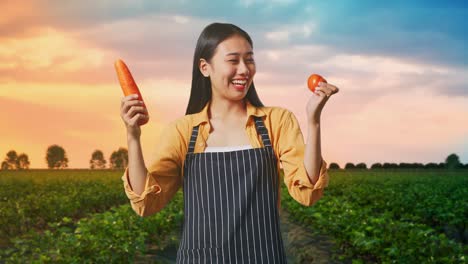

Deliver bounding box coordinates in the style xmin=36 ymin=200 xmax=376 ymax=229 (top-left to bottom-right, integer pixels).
xmin=253 ymin=43 xmax=468 ymax=98
xmin=260 ymin=82 xmax=468 ymax=167
xmin=3 ymin=1 xmax=466 ymax=69
xmin=0 ymin=14 xmax=213 ymax=85
xmin=0 ymin=86 xmax=169 ymax=168
xmin=327 ymin=89 xmax=468 ymax=166
xmin=0 ymin=1 xmax=43 ymax=38
xmin=302 ymin=1 xmax=468 ymax=67
xmin=1 ymin=1 xmax=467 ymax=167
xmin=264 ymin=22 xmax=315 ymax=43
xmin=172 ymin=15 xmax=190 ymax=24
xmin=0 ymin=27 xmax=106 ymax=71
xmin=238 ymin=0 xmax=299 ymax=8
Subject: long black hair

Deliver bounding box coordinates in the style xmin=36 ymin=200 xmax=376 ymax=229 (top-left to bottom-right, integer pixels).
xmin=185 ymin=22 xmax=264 ymax=115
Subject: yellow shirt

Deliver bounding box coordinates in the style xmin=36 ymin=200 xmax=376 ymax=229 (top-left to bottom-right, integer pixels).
xmin=122 ymin=100 xmax=330 ymax=217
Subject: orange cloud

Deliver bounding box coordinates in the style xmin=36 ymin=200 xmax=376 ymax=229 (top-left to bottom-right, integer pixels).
xmin=15 ymin=29 xmax=91 ymax=68
xmin=0 ymin=2 xmax=42 ymax=37
xmin=0 ymin=26 xmax=115 ymax=84
xmin=0 ymin=87 xmax=171 ymax=168
xmin=1 ymin=11 xmax=467 ymax=169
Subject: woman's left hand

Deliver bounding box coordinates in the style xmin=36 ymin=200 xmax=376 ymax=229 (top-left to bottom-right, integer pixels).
xmin=306 ymin=81 xmax=340 ymax=124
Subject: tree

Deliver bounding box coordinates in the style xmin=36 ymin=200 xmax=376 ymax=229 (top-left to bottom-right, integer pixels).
xmin=109 ymin=147 xmax=128 ymax=169
xmin=445 ymin=153 xmax=462 ymax=170
xmin=356 ymin=162 xmax=367 ymax=169
xmin=3 ymin=150 xmax=19 ymax=169
xmin=1 ymin=161 xmax=9 ymax=170
xmin=424 ymin=162 xmax=440 ymax=169
xmin=382 ymin=163 xmax=398 ymax=169
xmin=17 ymin=154 xmax=30 ymax=169
xmin=371 ymin=163 xmax=383 ymax=169
xmin=1 ymin=150 xmax=30 ymax=170
xmin=345 ymin=163 xmax=355 ymax=169
xmin=329 ymin=162 xmax=340 ymax=169
xmin=46 ymin=145 xmax=69 ymax=169
xmin=90 ymin=150 xmax=107 ymax=169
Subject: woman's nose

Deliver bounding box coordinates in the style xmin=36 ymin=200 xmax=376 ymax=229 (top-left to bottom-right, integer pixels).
xmin=238 ymin=60 xmax=250 ymax=76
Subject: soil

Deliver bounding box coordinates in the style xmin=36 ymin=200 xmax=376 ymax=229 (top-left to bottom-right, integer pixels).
xmin=135 ymin=208 xmax=350 ymax=264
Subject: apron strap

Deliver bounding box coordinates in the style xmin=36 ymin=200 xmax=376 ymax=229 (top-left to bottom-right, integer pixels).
xmin=187 ymin=117 xmax=272 ymax=153
xmin=187 ymin=125 xmax=200 ymax=154
xmin=253 ymin=116 xmax=272 ymax=147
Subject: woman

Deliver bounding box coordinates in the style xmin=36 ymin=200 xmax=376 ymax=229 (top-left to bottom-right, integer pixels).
xmin=120 ymin=22 xmax=339 ymax=263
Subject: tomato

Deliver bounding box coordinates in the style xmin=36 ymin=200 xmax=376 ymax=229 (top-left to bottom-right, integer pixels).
xmin=307 ymin=74 xmax=327 ymax=92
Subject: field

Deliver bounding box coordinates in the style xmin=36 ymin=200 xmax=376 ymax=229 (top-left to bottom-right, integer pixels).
xmin=282 ymin=169 xmax=467 ymax=263
xmin=0 ymin=169 xmax=466 ymax=263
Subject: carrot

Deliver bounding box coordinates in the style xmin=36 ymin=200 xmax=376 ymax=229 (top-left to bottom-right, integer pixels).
xmin=114 ymin=59 xmax=145 ymax=104
xmin=114 ymin=59 xmax=148 ymax=125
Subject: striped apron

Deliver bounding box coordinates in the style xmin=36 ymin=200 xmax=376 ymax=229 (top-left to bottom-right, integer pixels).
xmin=176 ymin=116 xmax=287 ymax=264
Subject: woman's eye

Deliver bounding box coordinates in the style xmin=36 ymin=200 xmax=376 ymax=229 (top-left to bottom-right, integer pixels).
xmin=228 ymin=59 xmax=254 ymax=63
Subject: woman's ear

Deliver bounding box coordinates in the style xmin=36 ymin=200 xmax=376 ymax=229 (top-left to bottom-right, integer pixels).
xmin=199 ymin=58 xmax=210 ymax=77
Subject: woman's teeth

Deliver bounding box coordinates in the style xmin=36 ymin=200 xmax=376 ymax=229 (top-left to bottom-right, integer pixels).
xmin=231 ymin=80 xmax=247 ymax=85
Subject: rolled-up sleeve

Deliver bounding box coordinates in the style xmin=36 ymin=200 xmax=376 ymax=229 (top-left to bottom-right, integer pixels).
xmin=277 ymin=111 xmax=330 ymax=207
xmin=121 ymin=121 xmax=184 ymax=217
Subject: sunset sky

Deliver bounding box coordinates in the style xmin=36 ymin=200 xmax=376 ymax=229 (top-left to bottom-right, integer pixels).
xmin=1 ymin=0 xmax=467 ymax=168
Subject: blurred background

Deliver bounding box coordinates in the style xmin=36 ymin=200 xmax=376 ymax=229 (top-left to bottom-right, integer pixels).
xmin=1 ymin=0 xmax=467 ymax=169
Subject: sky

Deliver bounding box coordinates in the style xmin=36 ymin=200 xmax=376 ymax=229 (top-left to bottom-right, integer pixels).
xmin=1 ymin=0 xmax=467 ymax=169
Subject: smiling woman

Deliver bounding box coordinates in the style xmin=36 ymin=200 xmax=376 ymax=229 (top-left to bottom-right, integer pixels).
xmin=120 ymin=22 xmax=335 ymax=264
xmin=199 ymin=36 xmax=256 ymax=99
xmin=185 ymin=23 xmax=263 ymax=114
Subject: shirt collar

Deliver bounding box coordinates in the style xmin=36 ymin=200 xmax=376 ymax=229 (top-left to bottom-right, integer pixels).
xmin=192 ymin=99 xmax=266 ymax=126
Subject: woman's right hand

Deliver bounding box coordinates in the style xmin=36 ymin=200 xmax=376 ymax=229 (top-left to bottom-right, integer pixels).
xmin=120 ymin=94 xmax=149 ymax=139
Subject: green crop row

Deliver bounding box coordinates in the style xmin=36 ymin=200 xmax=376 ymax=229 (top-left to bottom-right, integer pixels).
xmin=0 ymin=170 xmax=128 ymax=245
xmin=2 ymin=169 xmax=466 ymax=263
xmin=329 ymin=169 xmax=467 ymax=241
xmin=0 ymin=190 xmax=184 ymax=263
xmin=281 ymin=169 xmax=468 ymax=263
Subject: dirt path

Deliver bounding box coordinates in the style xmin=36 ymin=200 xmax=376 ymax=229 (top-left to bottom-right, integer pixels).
xmin=279 ymin=208 xmax=349 ymax=264
xmin=135 ymin=208 xmax=348 ymax=263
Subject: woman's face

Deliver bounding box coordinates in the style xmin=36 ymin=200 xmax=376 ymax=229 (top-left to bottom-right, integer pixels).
xmin=200 ymin=34 xmax=256 ymax=101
